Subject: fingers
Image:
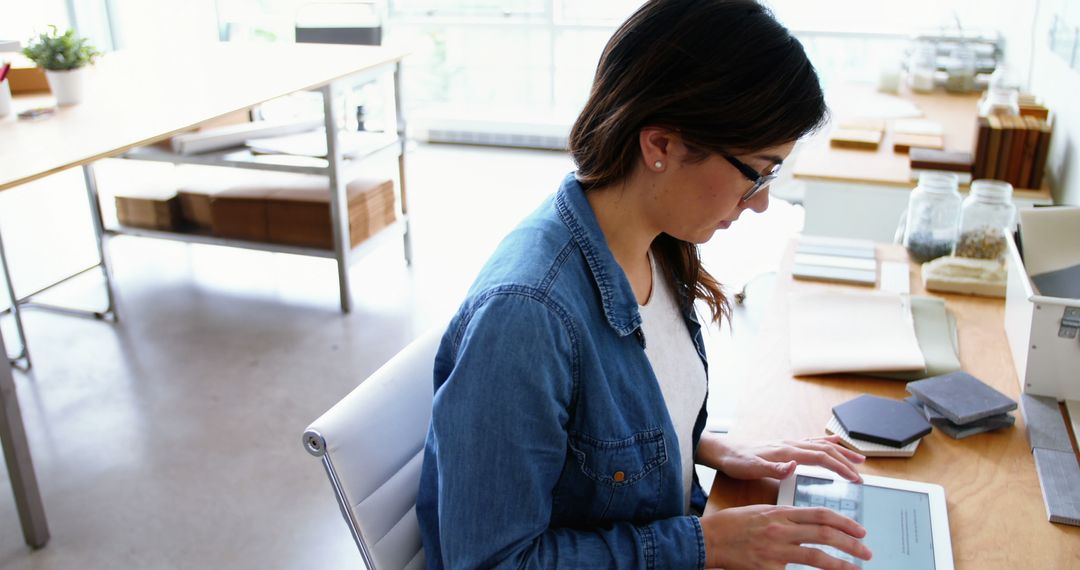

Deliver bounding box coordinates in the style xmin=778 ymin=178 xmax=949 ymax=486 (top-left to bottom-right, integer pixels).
xmin=782 ymin=523 xmax=873 ymax=563
xmin=776 ymin=544 xmax=866 ymax=570
xmin=780 ymin=445 xmax=863 ymax=483
xmin=813 ymin=436 xmax=866 ymax=464
xmin=785 ymin=506 xmax=867 ymax=539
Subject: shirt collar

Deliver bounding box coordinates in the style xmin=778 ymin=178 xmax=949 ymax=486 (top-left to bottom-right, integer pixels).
xmin=555 ymin=172 xmax=642 ymax=337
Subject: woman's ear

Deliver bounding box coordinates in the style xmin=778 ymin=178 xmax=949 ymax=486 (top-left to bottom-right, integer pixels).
xmin=639 ymin=127 xmax=677 ymax=172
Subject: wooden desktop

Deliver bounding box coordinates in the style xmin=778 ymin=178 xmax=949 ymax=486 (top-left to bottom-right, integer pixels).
xmin=705 ymin=244 xmax=1080 ymax=569
xmin=793 ymin=84 xmax=1054 ymax=242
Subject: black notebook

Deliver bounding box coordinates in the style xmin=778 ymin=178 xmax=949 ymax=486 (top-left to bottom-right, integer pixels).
xmin=906 ymin=371 xmax=1018 ymax=425
xmin=833 ymin=394 xmax=933 ymax=448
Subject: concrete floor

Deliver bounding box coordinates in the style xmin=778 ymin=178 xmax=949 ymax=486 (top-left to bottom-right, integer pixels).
xmin=0 ymin=143 xmax=801 ymax=569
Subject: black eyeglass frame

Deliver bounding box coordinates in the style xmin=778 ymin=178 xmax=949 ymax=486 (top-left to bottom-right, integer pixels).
xmin=723 ymin=154 xmax=782 ymax=202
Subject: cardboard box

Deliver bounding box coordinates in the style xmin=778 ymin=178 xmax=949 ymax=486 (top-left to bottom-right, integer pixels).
xmin=6 ymin=55 xmax=49 ymax=94
xmin=115 ymin=192 xmax=181 ymax=230
xmin=209 ymin=187 xmax=272 ymax=241
xmin=1004 ymin=207 xmax=1080 ymax=400
xmin=266 ymin=178 xmax=395 ymax=250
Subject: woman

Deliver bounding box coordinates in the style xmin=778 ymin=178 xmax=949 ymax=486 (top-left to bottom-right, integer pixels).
xmin=417 ymin=1 xmax=872 ymax=568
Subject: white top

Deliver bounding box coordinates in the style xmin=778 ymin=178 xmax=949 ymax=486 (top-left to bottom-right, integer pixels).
xmin=638 ymin=253 xmax=708 ymax=512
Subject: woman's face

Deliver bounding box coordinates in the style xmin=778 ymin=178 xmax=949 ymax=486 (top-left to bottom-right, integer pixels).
xmin=647 ymin=139 xmax=796 ymax=244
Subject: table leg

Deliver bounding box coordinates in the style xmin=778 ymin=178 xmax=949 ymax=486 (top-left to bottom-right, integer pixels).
xmin=393 ymin=61 xmax=412 ymax=266
xmin=322 ymin=83 xmax=353 ymax=314
xmin=0 ymin=226 xmax=31 ymax=370
xmin=81 ymin=164 xmax=119 ymax=321
xmin=0 ymin=329 xmax=49 ymax=548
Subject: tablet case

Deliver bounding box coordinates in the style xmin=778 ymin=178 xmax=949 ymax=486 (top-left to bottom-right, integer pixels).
xmin=906 ymin=371 xmax=1018 ymax=424
xmin=905 ymin=396 xmax=1015 ymax=439
xmin=833 ymin=395 xmax=932 ymax=448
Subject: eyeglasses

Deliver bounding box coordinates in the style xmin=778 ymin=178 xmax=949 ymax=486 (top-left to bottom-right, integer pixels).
xmin=723 ymin=154 xmax=782 ymax=202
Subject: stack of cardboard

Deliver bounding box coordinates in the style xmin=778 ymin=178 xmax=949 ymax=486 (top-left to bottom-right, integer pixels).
xmin=115 ymin=189 xmax=182 ymax=231
xmin=266 ymin=178 xmax=396 ymax=249
xmin=197 ymin=173 xmax=395 ymax=249
xmin=973 ymin=113 xmax=1052 ymax=189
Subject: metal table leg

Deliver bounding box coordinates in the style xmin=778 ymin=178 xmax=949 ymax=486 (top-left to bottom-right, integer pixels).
xmin=393 ymin=61 xmax=412 ymax=266
xmin=322 ymin=83 xmax=353 ymax=314
xmin=0 ymin=329 xmax=49 ymax=548
xmin=0 ymin=226 xmax=32 ymax=370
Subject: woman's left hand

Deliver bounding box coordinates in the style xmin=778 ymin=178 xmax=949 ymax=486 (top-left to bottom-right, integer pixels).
xmin=701 ymin=434 xmax=865 ymax=483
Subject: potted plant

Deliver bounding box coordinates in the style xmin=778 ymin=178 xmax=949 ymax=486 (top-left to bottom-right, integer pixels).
xmin=22 ymin=26 xmax=101 ymax=106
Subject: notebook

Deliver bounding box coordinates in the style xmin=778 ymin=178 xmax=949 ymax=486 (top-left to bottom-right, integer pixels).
xmin=789 ymin=290 xmax=925 ymax=376
xmin=869 ymin=296 xmax=961 ymax=381
xmin=906 ymin=372 xmax=1017 ymax=425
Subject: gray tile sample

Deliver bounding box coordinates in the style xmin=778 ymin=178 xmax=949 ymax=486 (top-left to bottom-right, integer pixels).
xmin=906 ymin=371 xmax=1017 ymax=424
xmin=1032 ymin=448 xmax=1080 ymax=526
xmin=1021 ymin=393 xmax=1074 ymax=453
xmin=905 ymin=396 xmax=1015 ymax=439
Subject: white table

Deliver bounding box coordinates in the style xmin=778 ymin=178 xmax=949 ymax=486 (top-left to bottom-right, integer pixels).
xmin=0 ymin=42 xmax=409 ymax=549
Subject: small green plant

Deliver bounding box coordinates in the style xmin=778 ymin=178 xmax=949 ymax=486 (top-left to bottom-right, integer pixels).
xmin=22 ymin=26 xmax=101 ymax=71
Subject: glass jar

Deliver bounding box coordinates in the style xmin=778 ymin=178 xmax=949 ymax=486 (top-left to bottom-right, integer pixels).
xmin=908 ymin=42 xmax=937 ymax=93
xmin=954 ymin=180 xmax=1017 ymax=261
xmin=903 ymin=172 xmax=962 ymax=262
xmin=978 ymin=88 xmax=1020 ymax=117
xmin=944 ymin=47 xmax=976 ymax=93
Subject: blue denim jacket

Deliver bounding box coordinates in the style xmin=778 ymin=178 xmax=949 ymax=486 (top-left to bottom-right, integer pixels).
xmin=417 ymin=173 xmax=710 ymax=569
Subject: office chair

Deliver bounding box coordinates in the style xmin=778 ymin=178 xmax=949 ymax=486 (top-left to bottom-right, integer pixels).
xmin=303 ymin=327 xmax=442 ymax=570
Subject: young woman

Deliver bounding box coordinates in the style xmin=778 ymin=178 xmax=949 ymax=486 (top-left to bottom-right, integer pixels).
xmin=418 ymin=1 xmax=873 ymax=568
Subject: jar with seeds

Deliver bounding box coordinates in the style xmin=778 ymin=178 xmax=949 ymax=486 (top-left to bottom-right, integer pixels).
xmin=902 ymin=172 xmax=962 ymax=262
xmin=954 ymin=180 xmax=1016 ymax=262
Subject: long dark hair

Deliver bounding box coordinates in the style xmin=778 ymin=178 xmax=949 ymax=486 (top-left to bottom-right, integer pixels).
xmin=569 ymin=0 xmax=828 ymax=324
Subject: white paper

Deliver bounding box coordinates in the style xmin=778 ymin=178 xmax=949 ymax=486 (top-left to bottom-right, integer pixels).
xmin=789 ymin=290 xmax=925 ymax=375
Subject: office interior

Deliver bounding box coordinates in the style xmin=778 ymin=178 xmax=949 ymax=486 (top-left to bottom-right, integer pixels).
xmin=1 ymin=1 xmax=1079 ymax=568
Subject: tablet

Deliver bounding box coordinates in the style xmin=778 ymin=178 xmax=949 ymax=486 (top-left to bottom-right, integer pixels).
xmin=777 ymin=465 xmax=953 ymax=570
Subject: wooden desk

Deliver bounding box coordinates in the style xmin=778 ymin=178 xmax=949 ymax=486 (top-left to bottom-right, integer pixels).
xmin=793 ymin=84 xmax=1054 ymax=242
xmin=706 ymin=244 xmax=1080 ymax=569
xmin=0 ymin=43 xmax=408 ymax=550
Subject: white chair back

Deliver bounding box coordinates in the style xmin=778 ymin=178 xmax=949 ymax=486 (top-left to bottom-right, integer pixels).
xmin=303 ymin=328 xmax=442 ymax=570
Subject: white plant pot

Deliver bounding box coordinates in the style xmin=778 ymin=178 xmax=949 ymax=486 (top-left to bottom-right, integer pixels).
xmin=45 ymin=67 xmax=88 ymax=106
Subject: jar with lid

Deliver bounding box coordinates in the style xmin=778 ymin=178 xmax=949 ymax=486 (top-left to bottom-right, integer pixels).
xmin=902 ymin=172 xmax=962 ymax=262
xmin=944 ymin=47 xmax=976 ymax=93
xmin=978 ymin=88 xmax=1019 ymax=117
xmin=908 ymin=42 xmax=937 ymax=93
xmin=953 ymin=180 xmax=1016 ymax=261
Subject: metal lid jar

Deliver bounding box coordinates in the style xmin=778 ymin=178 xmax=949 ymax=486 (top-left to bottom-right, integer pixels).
xmin=954 ymin=180 xmax=1016 ymax=261
xmin=903 ymin=172 xmax=962 ymax=262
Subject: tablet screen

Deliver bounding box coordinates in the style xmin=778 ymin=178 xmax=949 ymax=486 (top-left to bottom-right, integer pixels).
xmin=791 ymin=475 xmax=936 ymax=569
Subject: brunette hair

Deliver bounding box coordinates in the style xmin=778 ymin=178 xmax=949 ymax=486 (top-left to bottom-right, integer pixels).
xmin=569 ymin=0 xmax=828 ymax=324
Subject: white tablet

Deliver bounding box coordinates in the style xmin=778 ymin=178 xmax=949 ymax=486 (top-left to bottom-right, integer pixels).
xmin=777 ymin=465 xmax=953 ymax=570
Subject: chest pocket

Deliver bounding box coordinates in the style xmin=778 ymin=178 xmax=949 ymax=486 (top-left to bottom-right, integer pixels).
xmin=565 ymin=428 xmax=668 ymax=523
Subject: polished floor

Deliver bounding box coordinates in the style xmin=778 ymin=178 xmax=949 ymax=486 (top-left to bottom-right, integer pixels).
xmin=0 ymin=143 xmax=801 ymax=569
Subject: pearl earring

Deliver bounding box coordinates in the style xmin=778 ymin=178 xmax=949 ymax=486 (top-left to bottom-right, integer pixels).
xmin=654 ymin=160 xmax=664 ymax=170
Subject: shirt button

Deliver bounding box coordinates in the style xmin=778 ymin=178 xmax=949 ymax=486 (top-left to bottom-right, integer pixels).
xmin=613 ymin=471 xmax=625 ymax=482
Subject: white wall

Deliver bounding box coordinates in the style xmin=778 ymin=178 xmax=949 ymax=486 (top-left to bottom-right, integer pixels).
xmin=111 ymin=0 xmax=219 ymax=50
xmin=1029 ymin=0 xmax=1080 ymax=205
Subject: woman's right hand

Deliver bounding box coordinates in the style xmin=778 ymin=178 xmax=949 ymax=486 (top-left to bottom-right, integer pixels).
xmin=700 ymin=504 xmax=872 ymax=570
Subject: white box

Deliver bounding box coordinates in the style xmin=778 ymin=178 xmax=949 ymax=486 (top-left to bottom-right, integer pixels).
xmin=1004 ymin=207 xmax=1080 ymax=401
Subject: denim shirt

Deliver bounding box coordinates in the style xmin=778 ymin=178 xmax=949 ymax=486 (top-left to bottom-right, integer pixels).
xmin=417 ymin=173 xmax=710 ymax=569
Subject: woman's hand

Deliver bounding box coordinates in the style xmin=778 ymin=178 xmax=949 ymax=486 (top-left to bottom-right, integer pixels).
xmin=701 ymin=504 xmax=872 ymax=570
xmin=698 ymin=434 xmax=865 ymax=483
